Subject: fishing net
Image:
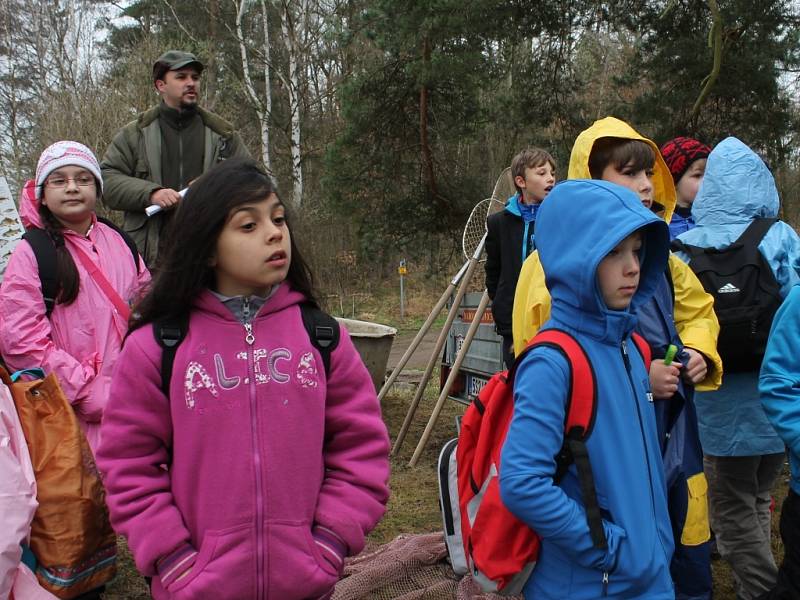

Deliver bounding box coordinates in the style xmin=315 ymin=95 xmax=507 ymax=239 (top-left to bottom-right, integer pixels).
xmin=491 ymin=167 xmax=516 ymax=206
xmin=461 ymin=197 xmax=504 ymax=262
xmin=332 ymin=532 xmax=522 ymax=600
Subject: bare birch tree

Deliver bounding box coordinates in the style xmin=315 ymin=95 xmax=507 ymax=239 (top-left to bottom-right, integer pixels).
xmin=234 ymin=0 xmax=273 ymax=173
xmin=278 ymin=0 xmax=305 ymax=207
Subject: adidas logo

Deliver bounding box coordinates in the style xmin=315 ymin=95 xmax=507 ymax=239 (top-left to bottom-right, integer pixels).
xmin=718 ymin=283 xmax=740 ymax=294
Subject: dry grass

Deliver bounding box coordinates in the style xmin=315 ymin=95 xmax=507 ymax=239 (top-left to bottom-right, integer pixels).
xmin=319 ymin=269 xmax=481 ymax=335
xmin=103 ymin=370 xmax=791 ymax=600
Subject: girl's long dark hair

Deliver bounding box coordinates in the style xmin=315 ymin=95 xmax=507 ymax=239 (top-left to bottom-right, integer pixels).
xmin=39 ymin=204 xmax=80 ymax=305
xmin=130 ymin=158 xmax=317 ymax=333
xmin=38 ymin=183 xmax=103 ymax=306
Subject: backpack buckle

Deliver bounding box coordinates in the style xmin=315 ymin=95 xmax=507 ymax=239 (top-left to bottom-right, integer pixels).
xmin=314 ymin=325 xmax=335 ymax=348
xmin=159 ymin=325 xmax=183 ymax=348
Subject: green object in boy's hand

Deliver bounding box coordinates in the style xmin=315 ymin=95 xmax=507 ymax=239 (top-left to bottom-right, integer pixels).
xmin=663 ymin=344 xmax=678 ymax=365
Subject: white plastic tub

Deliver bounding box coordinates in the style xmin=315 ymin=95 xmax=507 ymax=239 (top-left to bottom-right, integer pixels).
xmin=335 ymin=318 xmax=397 ymax=391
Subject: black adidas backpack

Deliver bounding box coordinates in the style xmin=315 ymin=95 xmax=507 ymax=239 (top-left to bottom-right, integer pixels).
xmin=671 ymin=218 xmax=781 ymax=372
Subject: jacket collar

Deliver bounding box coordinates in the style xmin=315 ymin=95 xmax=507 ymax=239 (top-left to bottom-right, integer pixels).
xmin=193 ymin=282 xmax=306 ymax=323
xmin=158 ymin=102 xmax=199 ymax=130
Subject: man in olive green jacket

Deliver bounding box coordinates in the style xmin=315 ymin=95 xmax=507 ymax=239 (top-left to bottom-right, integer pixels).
xmin=101 ymin=50 xmax=251 ymax=266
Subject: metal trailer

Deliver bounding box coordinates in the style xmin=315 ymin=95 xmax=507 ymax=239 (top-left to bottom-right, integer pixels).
xmin=439 ymin=291 xmax=504 ymax=404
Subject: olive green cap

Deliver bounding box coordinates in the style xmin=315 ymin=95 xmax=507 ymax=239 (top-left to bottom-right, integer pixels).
xmin=153 ymin=50 xmax=204 ymax=82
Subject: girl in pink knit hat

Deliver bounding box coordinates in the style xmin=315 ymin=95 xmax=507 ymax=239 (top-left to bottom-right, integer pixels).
xmin=0 ymin=141 xmax=151 ymax=453
xmin=0 ymin=142 xmax=150 ymax=597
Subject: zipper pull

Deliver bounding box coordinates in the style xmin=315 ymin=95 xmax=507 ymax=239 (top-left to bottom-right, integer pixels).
xmin=621 ymin=339 xmax=631 ymax=370
xmin=244 ymin=322 xmax=255 ymax=345
xmin=602 ymin=571 xmax=609 ymax=596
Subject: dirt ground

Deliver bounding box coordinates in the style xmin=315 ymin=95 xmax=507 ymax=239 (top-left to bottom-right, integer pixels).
xmin=387 ymin=326 xmax=443 ymax=372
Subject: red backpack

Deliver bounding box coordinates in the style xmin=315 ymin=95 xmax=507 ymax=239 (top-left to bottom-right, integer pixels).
xmin=454 ymin=329 xmax=651 ymax=594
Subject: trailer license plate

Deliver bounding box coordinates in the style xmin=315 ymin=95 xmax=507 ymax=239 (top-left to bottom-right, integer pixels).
xmin=468 ymin=375 xmax=488 ymax=398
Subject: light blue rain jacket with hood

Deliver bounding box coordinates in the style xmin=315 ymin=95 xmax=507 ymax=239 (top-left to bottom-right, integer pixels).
xmin=500 ymin=179 xmax=675 ymax=599
xmin=760 ymin=285 xmax=800 ymax=495
xmin=674 ymin=136 xmax=800 ymax=456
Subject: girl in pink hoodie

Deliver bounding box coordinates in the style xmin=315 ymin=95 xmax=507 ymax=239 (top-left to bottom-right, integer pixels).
xmin=0 ymin=141 xmax=150 ymax=452
xmin=97 ymin=158 xmax=390 ymax=600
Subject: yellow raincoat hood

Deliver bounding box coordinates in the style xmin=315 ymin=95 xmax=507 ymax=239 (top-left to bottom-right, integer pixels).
xmin=568 ymin=116 xmax=676 ymax=224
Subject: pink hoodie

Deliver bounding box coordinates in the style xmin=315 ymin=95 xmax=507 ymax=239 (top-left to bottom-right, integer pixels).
xmin=97 ymin=284 xmax=390 ymax=600
xmin=0 ymin=381 xmax=58 ymax=600
xmin=0 ymin=181 xmax=150 ymax=451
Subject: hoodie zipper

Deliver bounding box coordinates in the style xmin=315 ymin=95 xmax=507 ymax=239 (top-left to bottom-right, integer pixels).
xmin=522 ymin=221 xmax=531 ymax=263
xmin=243 ymin=298 xmax=255 ymax=344
xmin=620 ymin=339 xmax=671 ymax=569
xmin=602 ymin=571 xmax=609 ymax=596
xmin=621 ymin=340 xmax=656 ymax=507
xmin=243 ymin=298 xmax=264 ymax=597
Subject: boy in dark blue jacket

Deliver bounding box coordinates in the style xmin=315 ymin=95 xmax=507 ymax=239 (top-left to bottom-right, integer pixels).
xmin=500 ymin=179 xmax=675 ymax=599
xmin=485 ymin=148 xmax=555 ymax=367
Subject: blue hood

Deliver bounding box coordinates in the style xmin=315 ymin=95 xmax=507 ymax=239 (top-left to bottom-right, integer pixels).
xmin=504 ymin=193 xmax=541 ymax=221
xmin=534 ymin=180 xmax=669 ymax=342
xmin=692 ymin=137 xmax=779 ymax=226
xmin=505 ymin=193 xmax=523 ymax=216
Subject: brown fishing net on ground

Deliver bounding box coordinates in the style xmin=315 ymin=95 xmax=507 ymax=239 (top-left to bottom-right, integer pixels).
xmin=332 ymin=532 xmax=523 ymax=600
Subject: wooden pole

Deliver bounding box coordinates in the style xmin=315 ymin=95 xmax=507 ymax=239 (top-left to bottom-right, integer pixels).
xmin=378 ymin=260 xmax=469 ymax=403
xmin=409 ymin=290 xmax=490 ymax=466
xmin=392 ymin=237 xmax=485 ymax=455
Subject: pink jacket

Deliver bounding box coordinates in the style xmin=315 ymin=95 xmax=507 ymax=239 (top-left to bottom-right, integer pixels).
xmin=0 ymin=182 xmax=150 ymax=451
xmin=97 ymin=285 xmax=390 ymax=600
xmin=0 ymin=382 xmax=57 ymax=600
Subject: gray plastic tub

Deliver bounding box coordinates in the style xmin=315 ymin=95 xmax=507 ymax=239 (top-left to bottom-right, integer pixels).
xmin=336 ymin=318 xmax=397 ymax=391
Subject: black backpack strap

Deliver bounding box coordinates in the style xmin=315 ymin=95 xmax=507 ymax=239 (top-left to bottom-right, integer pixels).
xmin=525 ymin=329 xmax=606 ymax=550
xmin=735 ymin=217 xmax=778 ymax=247
xmin=22 ymin=228 xmax=58 ymax=317
xmin=299 ymin=303 xmax=340 ymax=377
xmin=669 ymin=237 xmax=703 ymax=259
xmin=153 ymin=315 xmax=190 ymax=396
xmin=566 ymin=432 xmax=607 ymax=549
xmin=97 ymin=216 xmax=140 ymax=274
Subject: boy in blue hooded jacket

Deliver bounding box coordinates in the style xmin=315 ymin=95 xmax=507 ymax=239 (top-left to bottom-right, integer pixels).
xmin=674 ymin=137 xmax=800 ymax=600
xmin=760 ymin=285 xmax=800 ymax=599
xmin=500 ymin=179 xmax=675 ymax=599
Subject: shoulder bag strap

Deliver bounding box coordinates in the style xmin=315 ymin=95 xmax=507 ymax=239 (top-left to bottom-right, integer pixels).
xmin=71 ymin=244 xmax=131 ymax=321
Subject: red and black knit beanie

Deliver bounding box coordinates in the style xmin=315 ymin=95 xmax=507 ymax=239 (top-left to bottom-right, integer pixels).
xmin=659 ymin=137 xmax=712 ymax=183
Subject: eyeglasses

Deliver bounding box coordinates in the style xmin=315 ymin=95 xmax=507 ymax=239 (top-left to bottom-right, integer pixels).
xmin=43 ymin=174 xmax=96 ymax=188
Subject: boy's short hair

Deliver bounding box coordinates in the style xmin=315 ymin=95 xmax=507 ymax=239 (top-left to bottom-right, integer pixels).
xmin=511 ymin=148 xmax=556 ymax=194
xmin=588 ymin=138 xmax=655 ymax=179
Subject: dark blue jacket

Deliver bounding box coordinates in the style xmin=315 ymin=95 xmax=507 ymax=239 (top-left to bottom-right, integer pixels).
xmin=485 ymin=194 xmax=539 ymax=336
xmin=668 ymin=209 xmax=695 ymax=240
